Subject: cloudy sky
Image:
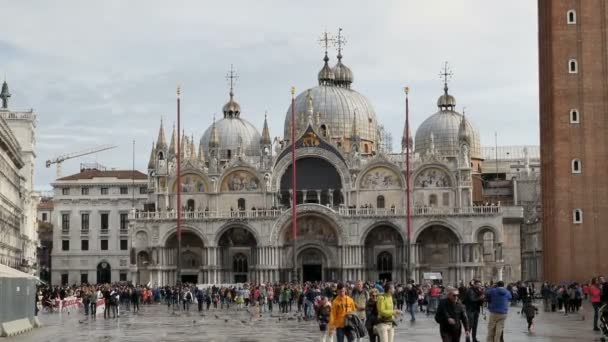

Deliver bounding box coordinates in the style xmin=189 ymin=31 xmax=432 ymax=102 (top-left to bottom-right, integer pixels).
xmin=0 ymin=0 xmax=538 ymax=189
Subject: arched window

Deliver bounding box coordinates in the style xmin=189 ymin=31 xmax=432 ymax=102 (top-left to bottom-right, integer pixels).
xmin=377 ymin=251 xmax=393 ymax=272
xmin=376 ymin=195 xmax=385 ymax=209
xmin=226 ymin=149 xmax=232 ymax=159
xmin=320 ymin=125 xmax=328 ymax=137
xmin=429 ymin=194 xmax=438 ymax=207
xmin=572 ymin=159 xmax=581 ymax=173
xmin=158 ymin=151 xmax=164 ymax=160
xmin=569 ymin=59 xmax=578 ymax=73
xmin=364 ymin=144 xmax=369 ymax=154
xmin=570 ymin=109 xmax=580 ymax=123
xmin=567 ymin=10 xmax=576 ymax=24
xmin=237 ymin=198 xmax=246 ymax=210
xmin=187 ymin=199 xmax=195 ymax=211
xmin=233 ymin=253 xmax=248 ymax=273
xmin=573 ymin=209 xmax=583 ymax=224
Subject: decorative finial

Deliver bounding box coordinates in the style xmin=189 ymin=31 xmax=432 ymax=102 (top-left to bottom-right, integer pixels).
xmin=439 ymin=61 xmax=453 ymax=94
xmin=291 ymin=86 xmax=296 ymax=97
xmin=226 ymin=64 xmax=238 ymax=99
xmin=404 ymin=86 xmax=410 ymax=95
xmin=0 ymin=77 xmax=11 ymax=109
xmin=177 ymin=85 xmax=181 ymax=98
xmin=334 ymin=27 xmax=347 ymax=60
xmin=318 ymin=30 xmax=334 ymax=60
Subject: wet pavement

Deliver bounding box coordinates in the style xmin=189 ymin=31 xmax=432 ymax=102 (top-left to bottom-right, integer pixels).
xmin=3 ymin=301 xmax=602 ymax=341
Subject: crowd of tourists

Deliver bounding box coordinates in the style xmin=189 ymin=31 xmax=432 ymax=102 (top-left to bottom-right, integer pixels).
xmin=37 ymin=276 xmax=608 ymax=342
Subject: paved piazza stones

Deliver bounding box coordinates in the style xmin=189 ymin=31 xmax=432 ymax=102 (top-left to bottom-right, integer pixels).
xmin=5 ymin=302 xmax=598 ymax=342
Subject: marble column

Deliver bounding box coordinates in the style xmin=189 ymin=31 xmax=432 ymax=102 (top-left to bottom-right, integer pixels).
xmin=316 ymin=190 xmax=321 ymax=204
xmin=302 ymin=190 xmax=308 ymax=203
xmin=328 ymin=189 xmax=334 ymax=206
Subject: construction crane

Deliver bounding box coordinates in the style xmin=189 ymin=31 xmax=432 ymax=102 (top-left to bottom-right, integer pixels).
xmin=46 ymin=144 xmax=117 ymax=178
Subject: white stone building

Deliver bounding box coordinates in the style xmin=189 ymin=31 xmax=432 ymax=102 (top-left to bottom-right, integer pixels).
xmin=130 ymin=42 xmax=524 ymax=286
xmin=0 ymin=80 xmax=38 ymax=274
xmin=50 ymin=166 xmax=148 ymax=285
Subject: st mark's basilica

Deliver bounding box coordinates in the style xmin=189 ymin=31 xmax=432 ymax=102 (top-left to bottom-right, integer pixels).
xmin=129 ymin=33 xmax=523 ymax=286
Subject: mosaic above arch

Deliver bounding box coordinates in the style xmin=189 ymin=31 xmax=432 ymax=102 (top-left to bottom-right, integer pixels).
xmin=220 ymin=170 xmax=260 ymax=192
xmin=414 ymin=167 xmax=452 ymax=188
xmin=283 ymin=216 xmax=338 ymax=244
xmin=359 ymin=167 xmax=401 ymax=189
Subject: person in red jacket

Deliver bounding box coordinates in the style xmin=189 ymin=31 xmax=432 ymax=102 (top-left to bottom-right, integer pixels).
xmin=590 ymin=277 xmax=602 ymax=331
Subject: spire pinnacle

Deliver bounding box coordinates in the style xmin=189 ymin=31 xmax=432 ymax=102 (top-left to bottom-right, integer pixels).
xmin=209 ymin=114 xmax=220 ymax=148
xmin=0 ymin=77 xmax=11 ymax=109
xmin=261 ymin=111 xmax=271 ymax=145
xmin=169 ymin=124 xmax=176 ymax=155
xmin=148 ymin=141 xmax=156 ymax=169
xmin=155 ymin=118 xmax=167 ymax=150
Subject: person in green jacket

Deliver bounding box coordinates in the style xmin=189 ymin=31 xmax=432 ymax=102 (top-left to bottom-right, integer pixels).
xmin=375 ymin=283 xmax=401 ymax=342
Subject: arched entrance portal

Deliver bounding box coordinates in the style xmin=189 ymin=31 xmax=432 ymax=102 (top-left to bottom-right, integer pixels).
xmin=218 ymin=227 xmax=257 ymax=283
xmin=298 ymin=248 xmax=325 ymax=282
xmin=166 ymin=231 xmax=205 ymax=284
xmin=415 ymin=225 xmax=459 ymax=284
xmin=282 ymin=214 xmax=339 ymax=282
xmin=280 ymin=157 xmax=342 ymax=207
xmin=97 ymin=261 xmax=111 ymax=284
xmin=364 ymin=225 xmax=405 ymax=282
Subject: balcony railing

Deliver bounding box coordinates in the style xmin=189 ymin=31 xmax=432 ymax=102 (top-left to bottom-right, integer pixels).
xmin=130 ymin=205 xmax=502 ymax=221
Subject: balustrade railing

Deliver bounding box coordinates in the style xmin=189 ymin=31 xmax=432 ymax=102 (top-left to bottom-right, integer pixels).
xmin=130 ymin=205 xmax=502 ymax=221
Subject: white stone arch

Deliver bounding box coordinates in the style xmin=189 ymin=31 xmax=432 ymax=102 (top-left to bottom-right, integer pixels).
xmin=473 ymin=224 xmax=502 ymax=243
xmin=413 ymin=220 xmax=463 ymax=243
xmin=159 ymin=225 xmax=210 ymax=247
xmin=269 ymin=204 xmax=346 ymax=245
xmin=295 ymin=242 xmax=337 ymax=268
xmin=271 ymin=147 xmax=351 ymax=192
xmin=359 ymin=220 xmax=408 ymax=246
xmin=168 ymin=168 xmax=212 ymax=193
xmin=356 ymin=161 xmax=405 ymax=190
xmin=213 ymin=221 xmax=261 ymax=247
xmin=216 ymin=165 xmax=264 ymax=193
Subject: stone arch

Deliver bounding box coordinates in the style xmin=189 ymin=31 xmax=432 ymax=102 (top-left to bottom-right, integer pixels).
xmin=357 ymin=162 xmax=405 ymax=190
xmin=415 ymin=224 xmax=460 ymax=266
xmin=169 ymin=169 xmax=211 ymax=193
xmin=413 ymin=164 xmax=455 ymax=188
xmin=413 ymin=220 xmax=463 ymax=243
xmin=137 ymin=250 xmax=150 ymax=267
xmin=473 ymin=225 xmax=502 ymax=243
xmin=214 ymin=222 xmax=260 ymax=247
xmin=218 ymin=167 xmax=262 ymax=192
xmin=269 ymin=204 xmax=345 ymax=244
xmin=360 ymin=221 xmax=407 ymax=245
xmin=159 ymin=225 xmax=210 ymax=247
xmin=272 ymin=147 xmax=351 ymax=192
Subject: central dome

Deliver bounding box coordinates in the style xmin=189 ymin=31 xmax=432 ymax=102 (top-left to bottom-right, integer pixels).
xmin=283 ymin=85 xmax=377 ymax=145
xmin=201 ymin=117 xmax=261 ymax=158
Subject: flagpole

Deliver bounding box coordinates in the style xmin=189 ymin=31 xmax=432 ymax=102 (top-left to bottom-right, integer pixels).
xmin=405 ymin=86 xmax=412 ymax=283
xmin=176 ymin=86 xmax=182 ymax=285
xmin=291 ymin=86 xmax=298 ymax=283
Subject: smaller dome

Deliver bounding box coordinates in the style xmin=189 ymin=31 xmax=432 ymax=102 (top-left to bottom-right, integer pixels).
xmin=437 ymin=93 xmax=456 ymax=108
xmin=333 ymin=56 xmax=353 ymax=87
xmin=318 ymin=55 xmax=335 ymax=85
xmin=222 ymin=93 xmax=241 ymax=118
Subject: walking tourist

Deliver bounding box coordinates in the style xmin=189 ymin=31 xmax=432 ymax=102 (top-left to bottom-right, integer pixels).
xmin=329 ymin=283 xmax=357 ymax=342
xmin=375 ymin=282 xmax=400 ymax=342
xmin=485 ymin=281 xmax=511 ymax=342
xmin=435 ymin=286 xmax=470 ymax=342
xmin=464 ymin=280 xmax=484 ymax=342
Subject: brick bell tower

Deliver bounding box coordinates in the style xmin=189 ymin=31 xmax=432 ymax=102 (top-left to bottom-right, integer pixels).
xmin=539 ymin=0 xmax=608 ymax=282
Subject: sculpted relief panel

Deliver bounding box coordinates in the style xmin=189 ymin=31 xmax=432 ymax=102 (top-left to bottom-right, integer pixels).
xmin=221 ymin=170 xmax=260 ymax=192
xmin=173 ymin=173 xmax=205 ymax=193
xmin=360 ymin=167 xmax=400 ymax=190
xmin=415 ymin=168 xmax=451 ymax=188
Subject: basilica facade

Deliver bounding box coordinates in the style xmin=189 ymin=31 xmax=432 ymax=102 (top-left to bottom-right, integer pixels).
xmin=129 ymin=43 xmax=523 ymax=286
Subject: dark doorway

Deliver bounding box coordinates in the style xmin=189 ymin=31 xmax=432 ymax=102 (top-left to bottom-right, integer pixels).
xmin=234 ymin=274 xmax=247 ymax=283
xmin=97 ymin=262 xmax=111 ymax=284
xmin=302 ymin=265 xmax=322 ymax=282
xmin=379 ymin=272 xmax=392 ymax=282
xmin=181 ymin=274 xmax=198 ymax=284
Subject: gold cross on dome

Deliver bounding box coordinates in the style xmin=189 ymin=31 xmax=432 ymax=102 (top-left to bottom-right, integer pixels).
xmin=318 ymin=30 xmax=334 ymax=54
xmin=334 ymin=27 xmax=347 ymax=55
xmin=439 ymin=61 xmax=453 ymax=87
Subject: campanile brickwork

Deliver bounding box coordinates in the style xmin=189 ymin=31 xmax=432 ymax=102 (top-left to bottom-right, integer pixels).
xmin=539 ymin=0 xmax=608 ymax=282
